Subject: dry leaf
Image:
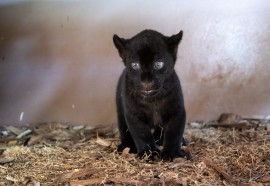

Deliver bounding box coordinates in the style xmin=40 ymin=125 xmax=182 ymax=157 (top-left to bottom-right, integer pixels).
xmin=5 ymin=126 xmax=23 ymax=135
xmin=6 ymin=176 xmax=19 ymax=182
xmin=27 ymin=135 xmax=44 ymax=146
xmin=71 ymin=166 xmax=100 ymax=179
xmin=55 ymin=169 xmax=79 ymax=182
xmin=122 ymin=147 xmax=130 ymax=155
xmin=95 ymin=136 xmax=111 ymax=147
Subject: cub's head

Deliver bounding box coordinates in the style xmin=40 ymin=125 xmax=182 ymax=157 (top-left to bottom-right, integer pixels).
xmin=113 ymin=30 xmax=183 ymax=97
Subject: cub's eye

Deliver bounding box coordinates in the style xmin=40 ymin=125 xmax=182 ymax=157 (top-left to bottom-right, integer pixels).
xmin=154 ymin=61 xmax=164 ymax=70
xmin=131 ymin=62 xmax=140 ymax=70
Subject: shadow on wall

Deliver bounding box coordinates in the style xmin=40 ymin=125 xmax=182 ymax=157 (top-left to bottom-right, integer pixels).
xmin=0 ymin=1 xmax=127 ymax=125
xmin=0 ymin=1 xmax=270 ymax=126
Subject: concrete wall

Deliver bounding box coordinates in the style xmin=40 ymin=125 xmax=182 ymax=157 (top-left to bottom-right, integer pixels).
xmin=0 ymin=0 xmax=269 ymax=126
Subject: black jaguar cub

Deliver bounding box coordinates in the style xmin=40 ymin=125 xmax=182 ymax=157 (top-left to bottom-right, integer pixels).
xmin=113 ymin=29 xmax=191 ymax=160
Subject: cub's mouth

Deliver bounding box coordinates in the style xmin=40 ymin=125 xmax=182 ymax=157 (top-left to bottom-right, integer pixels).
xmin=140 ymin=89 xmax=159 ymax=96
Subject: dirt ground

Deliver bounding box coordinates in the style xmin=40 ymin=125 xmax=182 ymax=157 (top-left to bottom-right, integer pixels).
xmin=0 ymin=113 xmax=269 ymax=186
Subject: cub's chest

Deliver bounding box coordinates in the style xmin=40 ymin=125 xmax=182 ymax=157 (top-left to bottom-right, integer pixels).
xmin=143 ymin=102 xmax=165 ymax=126
xmin=153 ymin=109 xmax=162 ymax=126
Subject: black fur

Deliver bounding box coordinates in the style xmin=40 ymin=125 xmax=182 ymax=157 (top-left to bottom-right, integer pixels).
xmin=113 ymin=29 xmax=191 ymax=160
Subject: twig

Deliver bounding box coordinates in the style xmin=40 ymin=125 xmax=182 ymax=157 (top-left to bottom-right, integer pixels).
xmin=17 ymin=129 xmax=32 ymax=139
xmin=203 ymin=159 xmax=240 ymax=184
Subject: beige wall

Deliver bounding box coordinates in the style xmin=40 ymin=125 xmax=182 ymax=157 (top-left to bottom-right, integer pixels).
xmin=0 ymin=0 xmax=269 ymax=126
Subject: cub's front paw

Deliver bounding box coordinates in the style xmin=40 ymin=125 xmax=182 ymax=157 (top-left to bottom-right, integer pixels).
xmin=161 ymin=148 xmax=192 ymax=161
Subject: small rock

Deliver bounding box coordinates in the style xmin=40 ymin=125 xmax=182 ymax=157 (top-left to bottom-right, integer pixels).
xmin=218 ymin=113 xmax=242 ymax=124
xmin=1 ymin=131 xmax=9 ymax=136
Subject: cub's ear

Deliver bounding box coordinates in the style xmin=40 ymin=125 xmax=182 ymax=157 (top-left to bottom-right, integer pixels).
xmin=166 ymin=30 xmax=183 ymax=61
xmin=113 ymin=34 xmax=126 ymax=59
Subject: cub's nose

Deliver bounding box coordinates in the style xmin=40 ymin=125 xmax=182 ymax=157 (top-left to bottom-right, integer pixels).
xmin=141 ymin=72 xmax=154 ymax=88
xmin=141 ymin=81 xmax=155 ymax=91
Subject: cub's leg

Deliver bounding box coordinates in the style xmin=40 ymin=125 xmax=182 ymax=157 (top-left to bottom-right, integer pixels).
xmin=126 ymin=114 xmax=159 ymax=158
xmin=116 ymin=92 xmax=137 ymax=153
xmin=117 ymin=112 xmax=137 ymax=153
xmin=161 ymin=110 xmax=192 ymax=160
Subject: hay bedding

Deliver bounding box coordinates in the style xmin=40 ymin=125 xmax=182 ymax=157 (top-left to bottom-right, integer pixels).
xmin=0 ymin=113 xmax=269 ymax=186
